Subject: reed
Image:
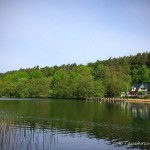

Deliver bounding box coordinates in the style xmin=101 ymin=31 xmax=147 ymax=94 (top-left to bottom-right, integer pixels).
xmin=0 ymin=115 xmax=58 ymax=150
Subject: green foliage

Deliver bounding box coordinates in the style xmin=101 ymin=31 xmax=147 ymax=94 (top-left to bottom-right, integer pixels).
xmin=144 ymin=95 xmax=150 ymax=99
xmin=138 ymin=91 xmax=145 ymax=95
xmin=91 ymin=80 xmax=105 ymax=97
xmin=28 ymin=77 xmax=52 ymax=98
xmin=0 ymin=52 xmax=150 ymax=98
xmin=15 ymin=78 xmax=30 ymax=98
xmin=51 ymin=70 xmax=71 ymax=98
xmin=94 ymin=64 xmax=108 ymax=80
xmin=131 ymin=65 xmax=150 ymax=83
xmin=0 ymin=79 xmax=4 ymax=97
xmin=29 ymin=70 xmax=43 ymax=79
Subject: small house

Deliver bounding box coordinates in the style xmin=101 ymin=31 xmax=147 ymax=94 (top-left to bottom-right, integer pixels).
xmin=129 ymin=83 xmax=150 ymax=96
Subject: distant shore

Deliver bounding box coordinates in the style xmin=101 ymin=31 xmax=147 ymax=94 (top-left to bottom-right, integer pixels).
xmin=0 ymin=97 xmax=150 ymax=104
xmin=86 ymin=97 xmax=150 ymax=103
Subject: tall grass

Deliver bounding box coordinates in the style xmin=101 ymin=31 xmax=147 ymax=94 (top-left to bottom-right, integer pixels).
xmin=0 ymin=115 xmax=58 ymax=150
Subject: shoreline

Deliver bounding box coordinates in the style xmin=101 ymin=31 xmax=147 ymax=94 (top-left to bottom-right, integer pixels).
xmin=127 ymin=98 xmax=150 ymax=103
xmin=86 ymin=97 xmax=150 ymax=103
xmin=1 ymin=97 xmax=150 ymax=103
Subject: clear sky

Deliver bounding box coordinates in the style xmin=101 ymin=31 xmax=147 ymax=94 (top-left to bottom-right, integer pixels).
xmin=0 ymin=0 xmax=150 ymax=73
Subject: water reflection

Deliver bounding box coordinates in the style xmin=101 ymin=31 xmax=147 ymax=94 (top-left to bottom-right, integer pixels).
xmin=127 ymin=103 xmax=150 ymax=119
xmin=0 ymin=118 xmax=115 ymax=150
xmin=0 ymin=126 xmax=56 ymax=150
xmin=0 ymin=99 xmax=150 ymax=149
xmin=102 ymin=101 xmax=150 ymax=120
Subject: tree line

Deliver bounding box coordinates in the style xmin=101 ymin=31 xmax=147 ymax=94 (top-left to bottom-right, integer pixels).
xmin=0 ymin=52 xmax=150 ymax=98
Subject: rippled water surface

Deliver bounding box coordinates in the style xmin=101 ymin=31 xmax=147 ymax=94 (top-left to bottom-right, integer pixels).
xmin=0 ymin=98 xmax=150 ymax=150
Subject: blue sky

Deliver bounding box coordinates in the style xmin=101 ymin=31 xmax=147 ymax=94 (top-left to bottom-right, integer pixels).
xmin=0 ymin=0 xmax=150 ymax=73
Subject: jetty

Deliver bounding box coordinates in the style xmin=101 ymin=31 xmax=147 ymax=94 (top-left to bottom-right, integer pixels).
xmin=86 ymin=97 xmax=127 ymax=102
xmin=86 ymin=97 xmax=150 ymax=103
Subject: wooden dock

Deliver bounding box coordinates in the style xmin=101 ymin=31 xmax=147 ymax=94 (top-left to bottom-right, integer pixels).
xmin=86 ymin=97 xmax=127 ymax=102
xmin=86 ymin=97 xmax=150 ymax=103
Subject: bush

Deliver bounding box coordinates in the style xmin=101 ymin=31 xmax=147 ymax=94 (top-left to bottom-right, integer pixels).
xmin=144 ymin=95 xmax=150 ymax=99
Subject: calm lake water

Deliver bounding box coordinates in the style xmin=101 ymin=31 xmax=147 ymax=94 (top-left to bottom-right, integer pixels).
xmin=0 ymin=98 xmax=150 ymax=150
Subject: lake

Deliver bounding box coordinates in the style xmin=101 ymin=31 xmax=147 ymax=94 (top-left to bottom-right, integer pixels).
xmin=0 ymin=98 xmax=150 ymax=150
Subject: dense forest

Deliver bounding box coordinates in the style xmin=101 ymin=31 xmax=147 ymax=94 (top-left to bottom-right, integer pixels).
xmin=0 ymin=52 xmax=150 ymax=98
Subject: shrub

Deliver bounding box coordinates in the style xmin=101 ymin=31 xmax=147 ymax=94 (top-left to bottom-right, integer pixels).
xmin=144 ymin=95 xmax=150 ymax=99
